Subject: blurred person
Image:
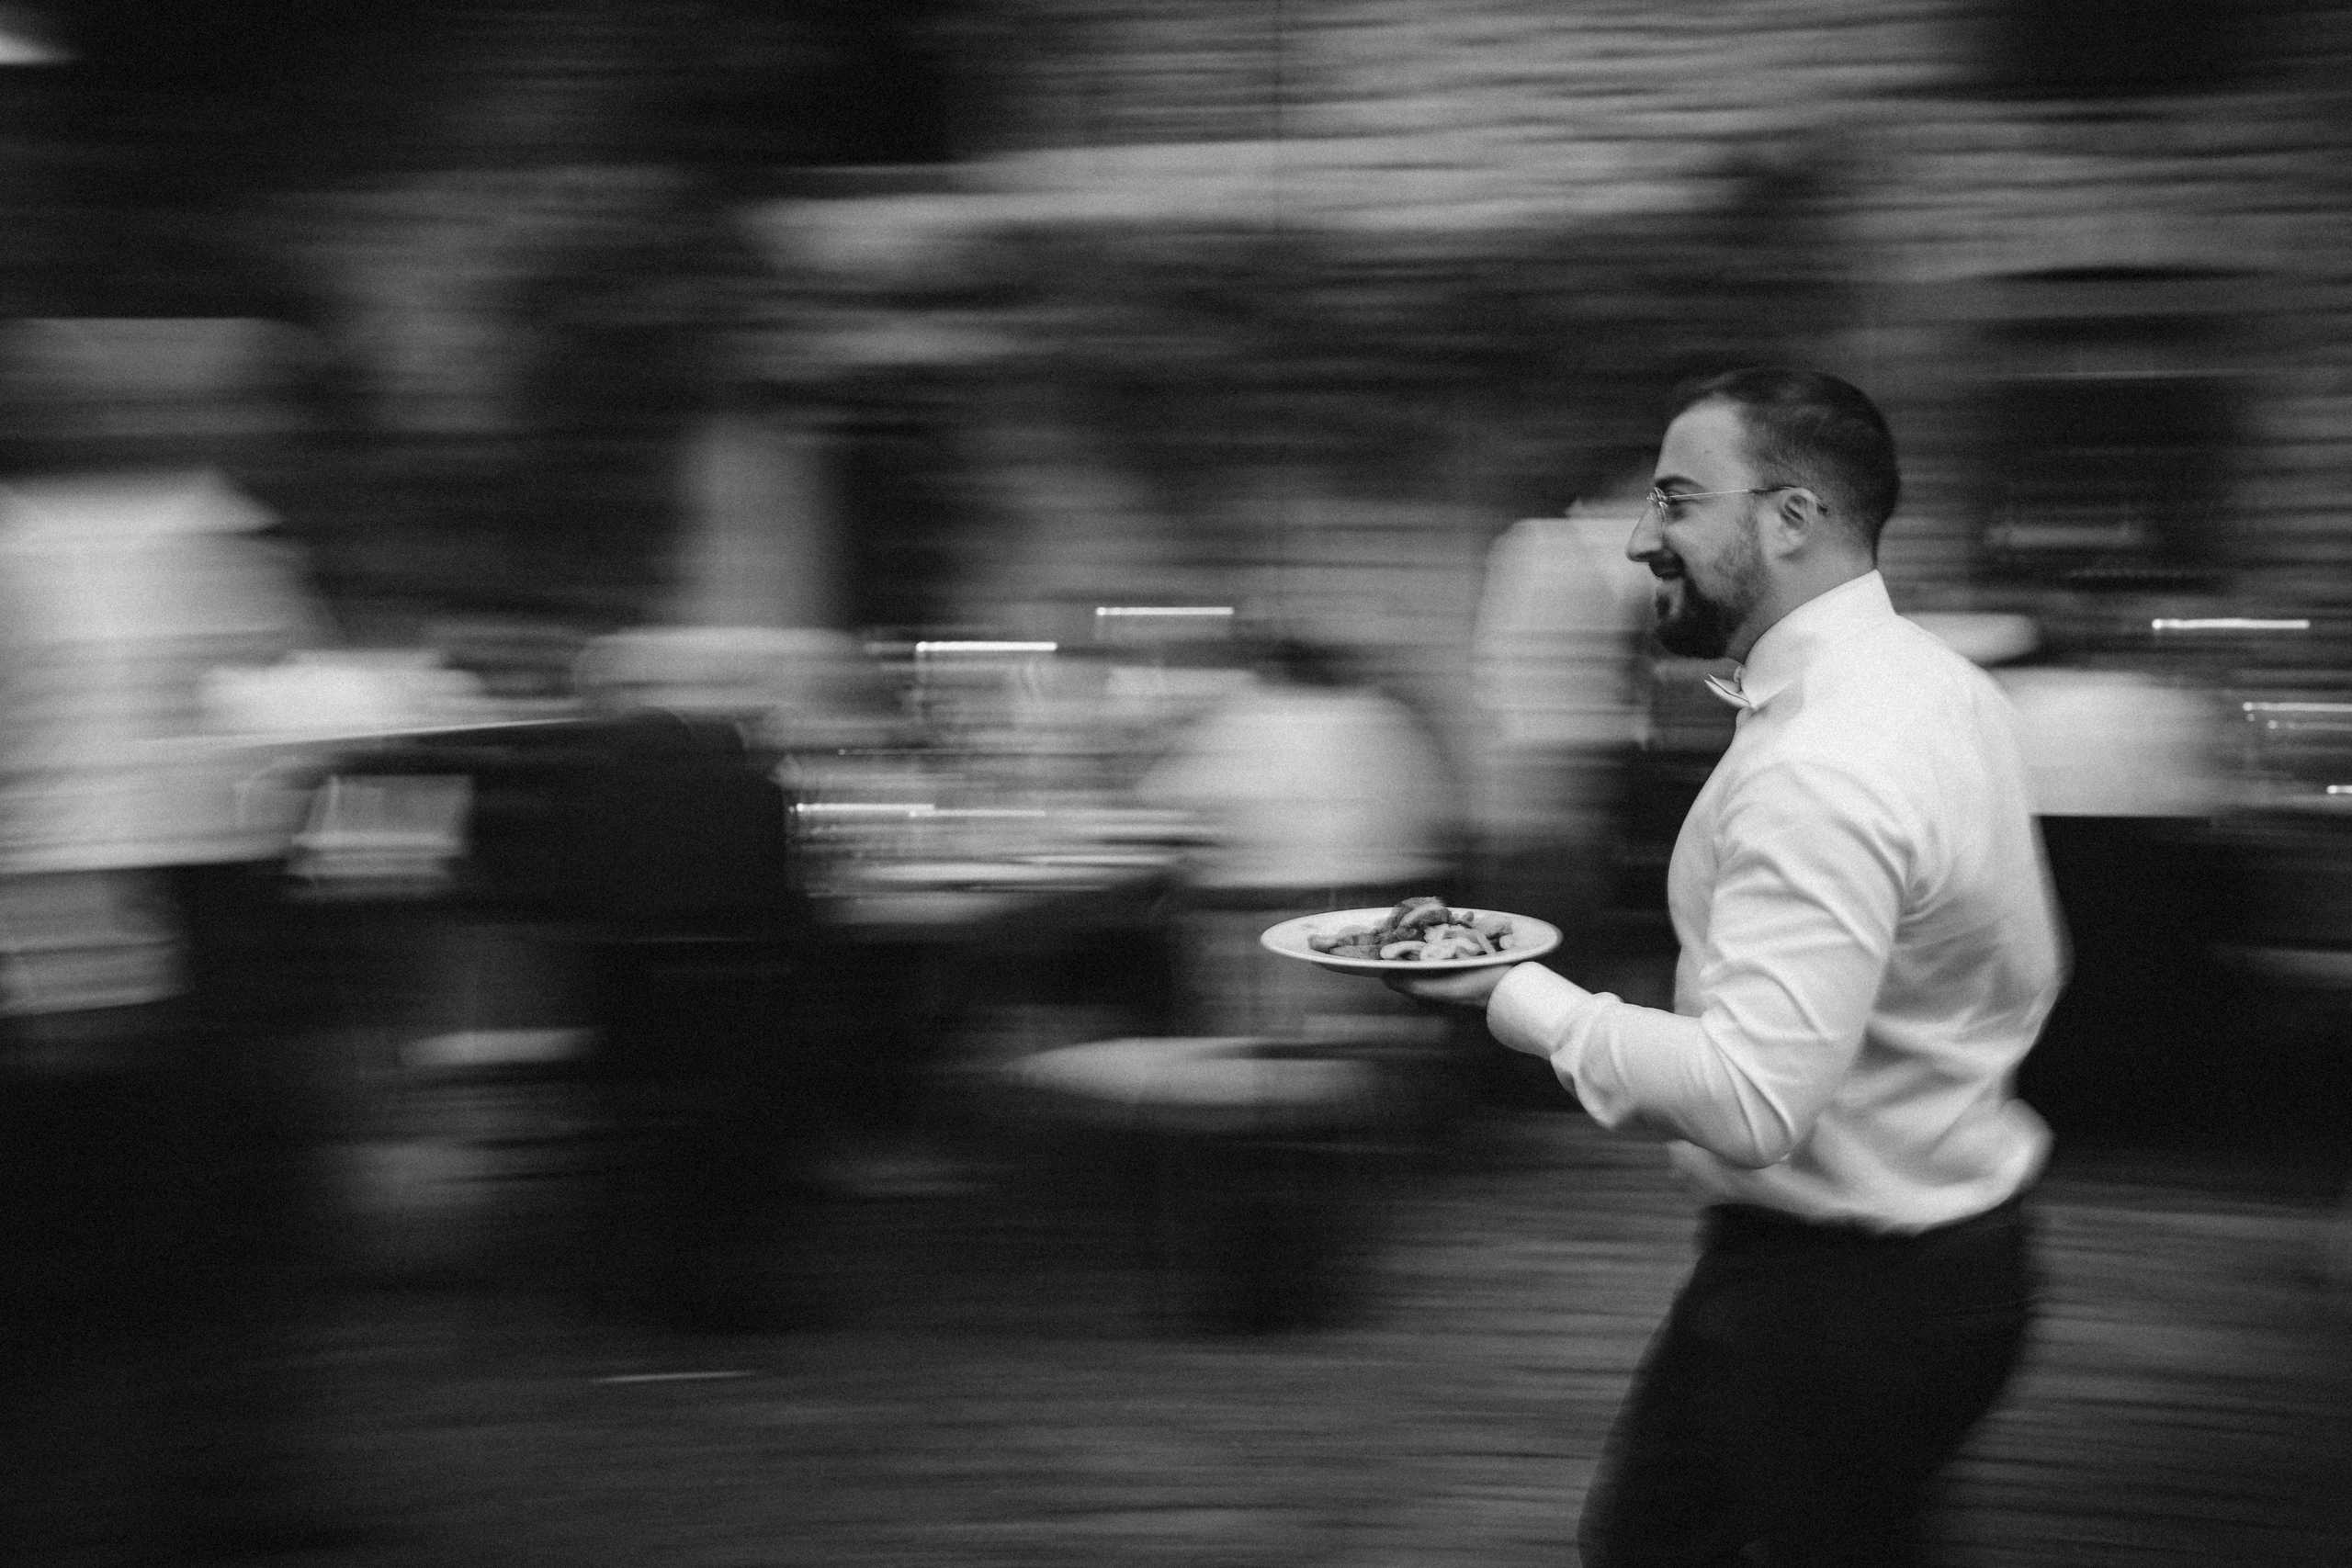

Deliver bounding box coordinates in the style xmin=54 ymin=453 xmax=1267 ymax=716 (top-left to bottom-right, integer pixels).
xmin=559 ymin=626 xmax=842 ymax=1333
xmin=1392 ymin=368 xmax=2064 ymax=1565
xmin=0 ymin=443 xmax=353 ymax=1553
xmin=1470 ymin=455 xmax=1654 ymax=942
xmin=1136 ymin=631 xmax=1458 ymax=1039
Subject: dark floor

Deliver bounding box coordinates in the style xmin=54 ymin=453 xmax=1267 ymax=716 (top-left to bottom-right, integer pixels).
xmin=21 ymin=1089 xmax=2346 ymax=1568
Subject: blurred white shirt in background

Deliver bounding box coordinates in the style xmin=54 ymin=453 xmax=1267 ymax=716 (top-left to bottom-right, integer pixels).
xmin=1137 ymin=676 xmax=1453 ymax=896
xmin=1472 ymin=502 xmax=1653 ymax=753
xmin=0 ymin=468 xmax=322 ymax=1017
xmin=0 ymin=467 xmax=320 ymax=874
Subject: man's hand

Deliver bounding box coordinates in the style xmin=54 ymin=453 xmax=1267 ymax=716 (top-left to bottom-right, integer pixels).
xmin=1384 ymin=962 xmax=1516 ymax=1010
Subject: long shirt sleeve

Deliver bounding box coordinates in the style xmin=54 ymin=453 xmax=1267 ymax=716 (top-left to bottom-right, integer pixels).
xmin=1488 ymin=756 xmax=1904 ymax=1169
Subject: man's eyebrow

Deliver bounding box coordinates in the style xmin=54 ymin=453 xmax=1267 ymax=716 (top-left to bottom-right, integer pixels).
xmin=1651 ymin=473 xmax=1696 ymax=492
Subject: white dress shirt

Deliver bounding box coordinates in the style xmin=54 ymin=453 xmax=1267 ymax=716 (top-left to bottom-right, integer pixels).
xmin=1487 ymin=572 xmax=2067 ymax=1232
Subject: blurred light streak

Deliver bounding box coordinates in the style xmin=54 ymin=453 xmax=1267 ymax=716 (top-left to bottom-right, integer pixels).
xmin=791 ymin=803 xmax=940 ymax=818
xmin=1091 ymin=607 xmax=1236 ymax=619
xmin=2242 ymin=702 xmax=2352 ymax=727
xmin=913 ymin=641 xmax=1059 ymax=655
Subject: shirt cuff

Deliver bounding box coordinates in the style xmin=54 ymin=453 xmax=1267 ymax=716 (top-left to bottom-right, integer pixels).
xmin=1486 ymin=961 xmax=1606 ymax=1076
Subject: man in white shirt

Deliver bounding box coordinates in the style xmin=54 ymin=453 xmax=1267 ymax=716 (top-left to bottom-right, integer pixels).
xmin=1396 ymin=367 xmax=2066 ymax=1565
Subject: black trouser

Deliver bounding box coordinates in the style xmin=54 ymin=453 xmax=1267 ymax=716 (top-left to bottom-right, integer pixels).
xmin=1579 ymin=1197 xmax=2037 ymax=1568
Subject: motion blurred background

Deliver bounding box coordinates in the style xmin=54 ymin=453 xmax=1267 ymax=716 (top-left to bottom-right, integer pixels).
xmin=7 ymin=0 xmax=2346 ymax=650
xmin=3 ymin=4 xmax=2351 ymax=1564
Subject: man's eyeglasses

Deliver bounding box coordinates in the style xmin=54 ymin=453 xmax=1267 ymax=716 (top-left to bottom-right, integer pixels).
xmin=1641 ymin=485 xmax=1814 ymax=525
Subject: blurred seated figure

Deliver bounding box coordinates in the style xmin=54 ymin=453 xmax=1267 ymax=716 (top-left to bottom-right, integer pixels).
xmin=1136 ymin=632 xmax=1459 ymax=1040
xmin=560 ymin=626 xmax=845 ymax=1333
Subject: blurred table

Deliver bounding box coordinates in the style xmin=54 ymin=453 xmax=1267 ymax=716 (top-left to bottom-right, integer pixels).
xmin=796 ymin=801 xmax=1196 ymax=1050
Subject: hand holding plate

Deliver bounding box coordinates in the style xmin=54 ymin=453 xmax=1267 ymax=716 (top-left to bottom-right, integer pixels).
xmin=1384 ymin=962 xmax=1516 ymax=1009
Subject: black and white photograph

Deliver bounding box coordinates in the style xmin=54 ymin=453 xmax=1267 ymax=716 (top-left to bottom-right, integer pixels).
xmin=1 ymin=3 xmax=2347 ymax=1563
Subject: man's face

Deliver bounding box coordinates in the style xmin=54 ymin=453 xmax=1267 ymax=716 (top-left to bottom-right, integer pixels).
xmin=1626 ymin=400 xmax=1770 ymax=660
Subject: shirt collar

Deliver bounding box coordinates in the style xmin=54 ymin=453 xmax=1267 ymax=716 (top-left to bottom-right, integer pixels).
xmin=1707 ymin=571 xmax=1895 ymax=715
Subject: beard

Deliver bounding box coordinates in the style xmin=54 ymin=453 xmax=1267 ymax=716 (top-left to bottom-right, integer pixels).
xmin=1651 ymin=530 xmax=1761 ymax=660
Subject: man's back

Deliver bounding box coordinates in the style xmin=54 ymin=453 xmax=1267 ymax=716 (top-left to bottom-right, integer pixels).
xmin=1667 ymin=584 xmax=2066 ymax=1225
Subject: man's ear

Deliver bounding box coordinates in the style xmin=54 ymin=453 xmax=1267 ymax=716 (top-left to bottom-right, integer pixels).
xmin=1762 ymin=487 xmax=1826 ymax=559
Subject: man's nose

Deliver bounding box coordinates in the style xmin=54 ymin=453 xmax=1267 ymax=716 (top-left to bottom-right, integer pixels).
xmin=1626 ymin=507 xmax=1662 ymax=562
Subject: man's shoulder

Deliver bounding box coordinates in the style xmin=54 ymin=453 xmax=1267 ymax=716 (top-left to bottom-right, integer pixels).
xmin=1762 ymin=620 xmax=2009 ymax=790
xmin=1796 ymin=612 xmax=2002 ymax=712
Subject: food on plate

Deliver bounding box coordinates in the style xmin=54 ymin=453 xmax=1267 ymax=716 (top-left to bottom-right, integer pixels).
xmin=1306 ymin=897 xmax=1520 ymax=963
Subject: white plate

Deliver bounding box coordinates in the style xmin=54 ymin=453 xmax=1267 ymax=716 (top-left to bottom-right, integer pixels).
xmin=1259 ymin=906 xmax=1562 ymax=974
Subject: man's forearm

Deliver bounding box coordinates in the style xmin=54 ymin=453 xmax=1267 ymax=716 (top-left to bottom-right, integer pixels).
xmin=1486 ymin=963 xmax=1811 ymax=1168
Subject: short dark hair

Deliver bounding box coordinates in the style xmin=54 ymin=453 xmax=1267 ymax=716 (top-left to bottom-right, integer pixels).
xmin=1670 ymin=366 xmax=1901 ymax=550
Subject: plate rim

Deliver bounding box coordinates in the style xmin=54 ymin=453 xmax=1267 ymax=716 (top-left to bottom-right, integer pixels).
xmin=1258 ymin=905 xmax=1562 ymax=973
